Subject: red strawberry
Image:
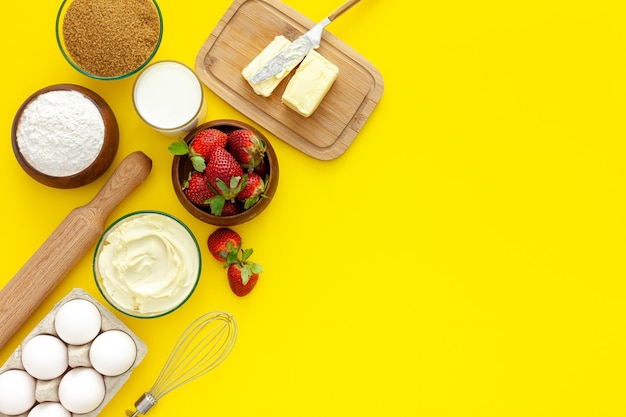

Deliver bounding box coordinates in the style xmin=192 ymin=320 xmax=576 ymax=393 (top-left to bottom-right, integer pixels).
xmin=207 ymin=228 xmax=241 ymax=262
xmin=191 ymin=128 xmax=227 ymax=159
xmin=236 ymin=172 xmax=267 ymax=209
xmin=201 ymin=148 xmax=246 ymax=216
xmin=254 ymin=158 xmax=269 ymax=179
xmin=205 ymin=147 xmax=244 ymax=190
xmin=227 ymin=129 xmax=266 ymax=171
xmin=169 ymin=139 xmax=205 ymax=172
xmin=183 ymin=171 xmax=215 ymax=207
xmin=168 ymin=129 xmax=227 ymax=172
xmin=221 ymin=200 xmax=244 ymax=216
xmin=226 ymin=248 xmax=262 ymax=296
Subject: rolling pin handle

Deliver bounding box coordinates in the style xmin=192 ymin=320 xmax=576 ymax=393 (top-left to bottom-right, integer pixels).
xmin=0 ymin=151 xmax=152 ymax=351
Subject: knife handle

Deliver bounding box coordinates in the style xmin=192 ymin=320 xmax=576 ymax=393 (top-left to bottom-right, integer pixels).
xmin=328 ymin=0 xmax=361 ymax=22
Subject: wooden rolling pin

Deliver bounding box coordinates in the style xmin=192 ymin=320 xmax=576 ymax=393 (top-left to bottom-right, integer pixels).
xmin=0 ymin=151 xmax=152 ymax=351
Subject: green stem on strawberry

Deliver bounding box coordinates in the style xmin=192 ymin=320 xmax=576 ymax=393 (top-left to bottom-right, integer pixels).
xmin=203 ymin=175 xmax=248 ymax=216
xmin=168 ymin=138 xmax=207 ymax=172
xmin=215 ymin=175 xmax=248 ymax=200
xmin=226 ymin=247 xmax=262 ymax=285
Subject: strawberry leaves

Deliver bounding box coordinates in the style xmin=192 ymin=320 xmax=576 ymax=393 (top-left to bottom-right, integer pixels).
xmin=207 ymin=228 xmax=262 ymax=296
xmin=169 ymin=138 xmax=207 ymax=172
xmin=171 ymin=127 xmax=271 ymax=217
xmin=226 ymin=247 xmax=262 ymax=296
xmin=204 ymin=175 xmax=248 ymax=216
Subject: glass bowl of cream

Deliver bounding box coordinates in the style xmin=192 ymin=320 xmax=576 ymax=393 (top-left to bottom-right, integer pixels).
xmin=93 ymin=211 xmax=201 ymax=318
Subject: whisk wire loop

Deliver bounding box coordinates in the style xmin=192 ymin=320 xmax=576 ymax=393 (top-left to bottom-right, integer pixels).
xmin=127 ymin=311 xmax=237 ymax=416
xmin=150 ymin=311 xmax=237 ymax=399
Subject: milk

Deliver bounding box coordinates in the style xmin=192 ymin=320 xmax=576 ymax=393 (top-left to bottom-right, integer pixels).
xmin=133 ymin=61 xmax=207 ymax=137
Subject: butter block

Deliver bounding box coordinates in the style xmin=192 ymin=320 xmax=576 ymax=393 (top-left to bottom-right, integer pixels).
xmin=281 ymin=50 xmax=339 ymax=117
xmin=242 ymin=35 xmax=293 ymax=97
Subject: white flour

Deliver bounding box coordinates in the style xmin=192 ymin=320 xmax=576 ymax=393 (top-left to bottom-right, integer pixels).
xmin=16 ymin=90 xmax=105 ymax=177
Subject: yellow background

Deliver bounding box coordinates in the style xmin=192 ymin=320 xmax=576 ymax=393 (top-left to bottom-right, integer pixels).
xmin=2 ymin=0 xmax=626 ymax=416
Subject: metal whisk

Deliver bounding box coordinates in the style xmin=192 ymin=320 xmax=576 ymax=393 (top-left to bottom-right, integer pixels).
xmin=126 ymin=311 xmax=238 ymax=416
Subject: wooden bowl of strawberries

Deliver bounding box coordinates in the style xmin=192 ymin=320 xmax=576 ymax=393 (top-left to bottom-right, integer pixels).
xmin=170 ymin=119 xmax=279 ymax=226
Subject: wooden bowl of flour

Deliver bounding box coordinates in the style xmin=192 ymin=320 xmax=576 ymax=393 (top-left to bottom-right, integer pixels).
xmin=11 ymin=84 xmax=119 ymax=188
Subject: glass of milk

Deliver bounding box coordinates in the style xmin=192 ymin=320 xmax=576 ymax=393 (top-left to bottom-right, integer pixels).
xmin=133 ymin=61 xmax=207 ymax=137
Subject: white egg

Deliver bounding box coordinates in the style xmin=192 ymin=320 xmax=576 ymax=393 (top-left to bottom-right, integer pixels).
xmin=0 ymin=369 xmax=36 ymax=415
xmin=22 ymin=334 xmax=68 ymax=380
xmin=58 ymin=367 xmax=105 ymax=414
xmin=89 ymin=330 xmax=137 ymax=376
xmin=28 ymin=402 xmax=71 ymax=417
xmin=54 ymin=299 xmax=102 ymax=345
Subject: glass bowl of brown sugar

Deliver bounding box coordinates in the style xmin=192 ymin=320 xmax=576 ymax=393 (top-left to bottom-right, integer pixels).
xmin=56 ymin=0 xmax=163 ymax=81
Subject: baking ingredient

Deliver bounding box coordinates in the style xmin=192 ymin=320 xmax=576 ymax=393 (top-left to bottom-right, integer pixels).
xmin=168 ymin=128 xmax=227 ymax=172
xmin=54 ymin=299 xmax=102 ymax=345
xmin=28 ymin=402 xmax=71 ymax=417
xmin=21 ymin=334 xmax=68 ymax=380
xmin=134 ymin=61 xmax=206 ymax=136
xmin=96 ymin=212 xmax=200 ymax=316
xmin=0 ymin=369 xmax=36 ymax=415
xmin=282 ymin=50 xmax=339 ymax=117
xmin=171 ymin=125 xmax=273 ymax=216
xmin=222 ymin=200 xmax=244 ymax=216
xmin=183 ymin=171 xmax=216 ymax=207
xmin=0 ymin=290 xmax=146 ymax=417
xmin=236 ymin=172 xmax=267 ymax=209
xmin=205 ymin=147 xmax=245 ymax=193
xmin=207 ymin=228 xmax=242 ymax=262
xmin=227 ymin=129 xmax=267 ymax=171
xmin=242 ymin=35 xmax=293 ymax=96
xmin=205 ymin=229 xmax=262 ymax=296
xmin=62 ymin=0 xmax=161 ymax=77
xmin=16 ymin=90 xmax=105 ymax=177
xmin=58 ymin=367 xmax=106 ymax=414
xmin=189 ymin=129 xmax=228 ymax=162
xmin=203 ymin=147 xmax=247 ymax=215
xmin=226 ymin=247 xmax=262 ymax=297
xmin=255 ymin=158 xmax=269 ymax=179
xmin=89 ymin=330 xmax=137 ymax=376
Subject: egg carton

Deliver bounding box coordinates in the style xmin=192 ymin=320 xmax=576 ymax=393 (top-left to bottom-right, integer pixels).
xmin=0 ymin=288 xmax=148 ymax=417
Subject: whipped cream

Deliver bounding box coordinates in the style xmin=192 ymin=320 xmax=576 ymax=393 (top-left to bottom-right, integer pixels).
xmin=95 ymin=212 xmax=200 ymax=316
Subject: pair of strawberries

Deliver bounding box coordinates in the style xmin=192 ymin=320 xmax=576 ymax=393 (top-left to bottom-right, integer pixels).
xmin=207 ymin=227 xmax=262 ymax=296
xmin=170 ymin=127 xmax=268 ymax=216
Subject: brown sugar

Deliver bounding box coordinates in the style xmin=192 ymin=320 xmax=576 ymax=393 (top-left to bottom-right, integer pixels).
xmin=62 ymin=0 xmax=161 ymax=78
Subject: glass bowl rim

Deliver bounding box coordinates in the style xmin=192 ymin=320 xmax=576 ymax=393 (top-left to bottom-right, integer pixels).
xmin=55 ymin=0 xmax=164 ymax=81
xmin=92 ymin=210 xmax=202 ymax=319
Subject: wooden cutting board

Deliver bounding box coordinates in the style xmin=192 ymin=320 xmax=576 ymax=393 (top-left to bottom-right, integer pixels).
xmin=195 ymin=0 xmax=384 ymax=160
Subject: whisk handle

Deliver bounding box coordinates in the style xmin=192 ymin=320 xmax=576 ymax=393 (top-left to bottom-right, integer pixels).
xmin=126 ymin=393 xmax=158 ymax=417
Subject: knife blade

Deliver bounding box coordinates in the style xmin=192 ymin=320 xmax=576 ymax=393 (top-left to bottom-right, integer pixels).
xmin=250 ymin=0 xmax=361 ymax=84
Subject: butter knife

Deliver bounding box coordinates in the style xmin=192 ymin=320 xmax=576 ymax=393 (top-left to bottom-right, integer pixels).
xmin=250 ymin=0 xmax=361 ymax=84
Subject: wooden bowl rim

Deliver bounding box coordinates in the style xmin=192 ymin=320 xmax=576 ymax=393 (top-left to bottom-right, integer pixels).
xmin=171 ymin=119 xmax=279 ymax=226
xmin=11 ymin=84 xmax=120 ymax=189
